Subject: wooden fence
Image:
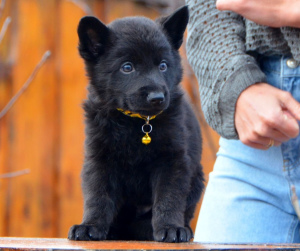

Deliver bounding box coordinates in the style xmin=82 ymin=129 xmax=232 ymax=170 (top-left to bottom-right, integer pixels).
xmin=0 ymin=0 xmax=219 ymax=238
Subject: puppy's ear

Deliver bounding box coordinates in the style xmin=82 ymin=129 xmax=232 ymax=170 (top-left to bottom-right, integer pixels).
xmin=158 ymin=5 xmax=189 ymax=50
xmin=77 ymin=16 xmax=109 ymax=61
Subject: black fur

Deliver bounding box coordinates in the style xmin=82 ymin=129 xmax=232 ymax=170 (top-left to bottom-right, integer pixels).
xmin=68 ymin=6 xmax=204 ymax=243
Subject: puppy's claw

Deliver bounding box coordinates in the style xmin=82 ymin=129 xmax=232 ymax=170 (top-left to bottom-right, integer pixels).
xmin=154 ymin=226 xmax=192 ymax=243
xmin=68 ymin=224 xmax=108 ymax=241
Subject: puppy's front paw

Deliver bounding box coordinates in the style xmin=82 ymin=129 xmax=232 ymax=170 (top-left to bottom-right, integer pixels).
xmin=154 ymin=226 xmax=193 ymax=243
xmin=68 ymin=224 xmax=108 ymax=241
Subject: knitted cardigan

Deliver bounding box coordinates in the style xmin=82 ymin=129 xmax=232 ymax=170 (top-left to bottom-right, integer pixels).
xmin=186 ymin=0 xmax=300 ymax=139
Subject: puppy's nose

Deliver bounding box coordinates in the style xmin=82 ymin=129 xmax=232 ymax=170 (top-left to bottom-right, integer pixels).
xmin=147 ymin=92 xmax=165 ymax=106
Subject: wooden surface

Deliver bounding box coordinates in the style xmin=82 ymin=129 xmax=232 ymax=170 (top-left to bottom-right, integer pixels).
xmin=0 ymin=0 xmax=220 ymax=238
xmin=1 ymin=238 xmax=300 ymax=251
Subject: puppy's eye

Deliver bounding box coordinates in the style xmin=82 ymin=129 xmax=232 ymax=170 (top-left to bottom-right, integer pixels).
xmin=121 ymin=62 xmax=134 ymax=74
xmin=159 ymin=61 xmax=168 ymax=72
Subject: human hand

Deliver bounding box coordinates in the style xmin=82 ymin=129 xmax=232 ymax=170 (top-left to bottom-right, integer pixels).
xmin=235 ymin=83 xmax=300 ymax=149
xmin=216 ymin=0 xmax=300 ymax=28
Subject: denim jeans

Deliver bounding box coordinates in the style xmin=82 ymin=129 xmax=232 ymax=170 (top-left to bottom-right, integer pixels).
xmin=194 ymin=55 xmax=300 ymax=243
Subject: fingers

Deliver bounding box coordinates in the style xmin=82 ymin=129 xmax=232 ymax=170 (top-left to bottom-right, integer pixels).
xmin=216 ymin=0 xmax=243 ymax=11
xmin=275 ymin=110 xmax=299 ymax=138
xmin=234 ymin=83 xmax=300 ymax=150
xmin=216 ymin=0 xmax=257 ymax=15
xmin=253 ymin=121 xmax=292 ymax=143
xmin=238 ymin=116 xmax=299 ymax=149
xmin=264 ymin=92 xmax=300 ymax=139
xmin=216 ymin=0 xmax=295 ymax=28
xmin=241 ymin=140 xmax=280 ymax=151
xmin=254 ymin=110 xmax=299 ymax=141
xmin=235 ymin=83 xmax=300 ymax=149
xmin=239 ymin=125 xmax=298 ymax=150
xmin=279 ymin=91 xmax=300 ymax=131
xmin=237 ymin=110 xmax=296 ymax=149
xmin=242 ymin=137 xmax=281 ymax=150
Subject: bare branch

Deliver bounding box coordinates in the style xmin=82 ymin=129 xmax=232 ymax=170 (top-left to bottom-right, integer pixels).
xmin=0 ymin=169 xmax=30 ymax=179
xmin=68 ymin=0 xmax=93 ymax=15
xmin=0 ymin=16 xmax=11 ymax=45
xmin=0 ymin=0 xmax=6 ymax=19
xmin=0 ymin=50 xmax=51 ymax=120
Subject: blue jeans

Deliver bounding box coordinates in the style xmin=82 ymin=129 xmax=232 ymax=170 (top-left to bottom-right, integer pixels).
xmin=194 ymin=55 xmax=300 ymax=243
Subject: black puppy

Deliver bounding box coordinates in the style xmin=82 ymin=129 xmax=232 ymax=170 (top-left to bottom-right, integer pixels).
xmin=68 ymin=6 xmax=204 ymax=243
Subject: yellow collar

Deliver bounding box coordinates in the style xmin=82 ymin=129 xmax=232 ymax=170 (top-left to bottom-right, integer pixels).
xmin=116 ymin=108 xmax=162 ymax=121
xmin=117 ymin=108 xmax=163 ymax=145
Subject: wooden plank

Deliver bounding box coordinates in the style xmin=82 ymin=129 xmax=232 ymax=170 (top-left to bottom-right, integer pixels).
xmin=1 ymin=238 xmax=300 ymax=251
xmin=4 ymin=0 xmax=58 ymax=237
xmin=0 ymin=0 xmax=14 ymax=237
xmin=56 ymin=0 xmax=87 ymax=238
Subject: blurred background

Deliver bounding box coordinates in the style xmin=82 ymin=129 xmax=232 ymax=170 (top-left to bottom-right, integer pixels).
xmin=0 ymin=0 xmax=219 ymax=238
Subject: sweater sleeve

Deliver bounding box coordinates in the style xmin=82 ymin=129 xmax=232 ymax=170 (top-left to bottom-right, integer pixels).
xmin=186 ymin=0 xmax=266 ymax=139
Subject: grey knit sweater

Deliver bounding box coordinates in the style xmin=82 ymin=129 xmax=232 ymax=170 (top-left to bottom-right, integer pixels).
xmin=186 ymin=0 xmax=300 ymax=139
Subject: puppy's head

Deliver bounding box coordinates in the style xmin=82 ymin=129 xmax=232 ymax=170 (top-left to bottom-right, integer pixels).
xmin=78 ymin=6 xmax=189 ymax=116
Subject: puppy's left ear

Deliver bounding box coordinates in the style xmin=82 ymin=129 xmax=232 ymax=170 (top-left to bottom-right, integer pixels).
xmin=158 ymin=5 xmax=189 ymax=50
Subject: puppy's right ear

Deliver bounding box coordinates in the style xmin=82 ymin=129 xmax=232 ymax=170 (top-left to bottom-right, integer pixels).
xmin=77 ymin=16 xmax=109 ymax=61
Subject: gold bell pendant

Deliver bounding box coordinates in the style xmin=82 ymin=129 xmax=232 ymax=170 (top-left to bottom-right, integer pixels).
xmin=142 ymin=133 xmax=151 ymax=145
xmin=142 ymin=116 xmax=152 ymax=145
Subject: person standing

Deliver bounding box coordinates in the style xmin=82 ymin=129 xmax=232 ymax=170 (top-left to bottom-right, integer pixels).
xmin=186 ymin=0 xmax=300 ymax=243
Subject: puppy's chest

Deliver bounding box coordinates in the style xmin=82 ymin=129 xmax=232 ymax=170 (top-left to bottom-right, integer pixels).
xmin=119 ymin=168 xmax=153 ymax=202
xmin=108 ymin=119 xmax=166 ymax=158
xmin=96 ymin=115 xmax=174 ymax=168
